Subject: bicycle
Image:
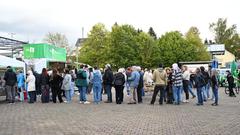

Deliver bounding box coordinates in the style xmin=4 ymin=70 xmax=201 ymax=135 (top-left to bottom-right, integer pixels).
xmin=224 ymin=81 xmax=239 ymax=95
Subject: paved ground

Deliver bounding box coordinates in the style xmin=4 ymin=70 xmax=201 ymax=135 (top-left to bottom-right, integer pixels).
xmin=0 ymin=88 xmax=240 ymax=135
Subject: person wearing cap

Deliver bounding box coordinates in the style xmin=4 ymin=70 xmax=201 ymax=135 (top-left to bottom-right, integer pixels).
xmin=127 ymin=66 xmax=140 ymax=104
xmin=4 ymin=66 xmax=17 ymax=104
xmin=103 ymin=64 xmax=114 ymax=103
xmin=113 ymin=68 xmax=125 ymax=104
xmin=150 ymin=64 xmax=167 ymax=105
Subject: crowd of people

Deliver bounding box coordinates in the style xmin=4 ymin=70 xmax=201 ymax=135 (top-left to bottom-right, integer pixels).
xmin=1 ymin=63 xmax=239 ymax=106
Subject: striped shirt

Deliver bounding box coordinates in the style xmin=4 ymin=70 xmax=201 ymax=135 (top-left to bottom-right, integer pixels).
xmin=172 ymin=69 xmax=183 ymax=86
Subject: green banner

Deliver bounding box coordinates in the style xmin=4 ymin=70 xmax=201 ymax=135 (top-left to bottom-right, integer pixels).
xmin=24 ymin=43 xmax=66 ymax=62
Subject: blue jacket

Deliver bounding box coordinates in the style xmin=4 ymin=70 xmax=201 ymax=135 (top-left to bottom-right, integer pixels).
xmin=128 ymin=71 xmax=140 ymax=88
xmin=17 ymin=73 xmax=25 ymax=88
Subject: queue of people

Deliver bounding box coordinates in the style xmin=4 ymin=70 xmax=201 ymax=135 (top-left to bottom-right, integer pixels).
xmin=1 ymin=63 xmax=239 ymax=106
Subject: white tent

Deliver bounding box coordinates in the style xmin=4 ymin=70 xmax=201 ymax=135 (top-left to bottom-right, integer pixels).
xmin=0 ymin=55 xmax=26 ymax=75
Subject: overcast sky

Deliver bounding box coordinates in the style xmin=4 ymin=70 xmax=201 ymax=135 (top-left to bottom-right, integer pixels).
xmin=0 ymin=0 xmax=239 ymax=46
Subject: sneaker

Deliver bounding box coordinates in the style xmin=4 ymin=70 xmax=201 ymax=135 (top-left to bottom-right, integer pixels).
xmin=182 ymin=100 xmax=187 ymax=103
xmin=79 ymin=101 xmax=84 ymax=104
xmin=84 ymin=101 xmax=90 ymax=104
xmin=64 ymin=101 xmax=68 ymax=103
xmin=185 ymin=100 xmax=189 ymax=103
xmin=192 ymin=96 xmax=196 ymax=99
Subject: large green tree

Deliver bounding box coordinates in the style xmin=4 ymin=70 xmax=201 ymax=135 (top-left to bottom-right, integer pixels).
xmin=108 ymin=24 xmax=139 ymax=68
xmin=157 ymin=31 xmax=196 ymax=67
xmin=185 ymin=27 xmax=211 ymax=61
xmin=79 ymin=23 xmax=109 ymax=67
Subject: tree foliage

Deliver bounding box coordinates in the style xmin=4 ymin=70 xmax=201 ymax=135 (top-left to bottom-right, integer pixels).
xmin=148 ymin=27 xmax=157 ymax=40
xmin=43 ymin=32 xmax=70 ymax=54
xmin=78 ymin=23 xmax=212 ymax=69
xmin=185 ymin=27 xmax=211 ymax=61
xmin=210 ymin=18 xmax=240 ymax=58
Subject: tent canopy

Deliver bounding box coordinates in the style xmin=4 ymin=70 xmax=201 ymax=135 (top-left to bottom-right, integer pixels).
xmin=0 ymin=55 xmax=26 ymax=76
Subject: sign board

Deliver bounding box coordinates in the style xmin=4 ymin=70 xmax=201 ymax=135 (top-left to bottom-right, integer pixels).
xmin=24 ymin=43 xmax=66 ymax=62
xmin=207 ymin=44 xmax=225 ymax=55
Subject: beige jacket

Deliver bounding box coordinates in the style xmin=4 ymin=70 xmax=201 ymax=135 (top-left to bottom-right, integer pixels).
xmin=152 ymin=68 xmax=167 ymax=86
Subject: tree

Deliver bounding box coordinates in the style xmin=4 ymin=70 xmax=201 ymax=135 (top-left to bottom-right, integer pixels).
xmin=108 ymin=24 xmax=139 ymax=68
xmin=135 ymin=32 xmax=159 ymax=68
xmin=43 ymin=32 xmax=70 ymax=54
xmin=185 ymin=27 xmax=211 ymax=61
xmin=210 ymin=18 xmax=237 ymax=44
xmin=79 ymin=23 xmax=109 ymax=67
xmin=157 ymin=31 xmax=197 ymax=67
xmin=148 ymin=27 xmax=157 ymax=40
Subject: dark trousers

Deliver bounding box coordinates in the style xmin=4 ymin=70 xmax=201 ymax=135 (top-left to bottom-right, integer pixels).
xmin=183 ymin=80 xmax=189 ymax=100
xmin=51 ymin=86 xmax=63 ymax=103
xmin=36 ymin=84 xmax=41 ymax=95
xmin=6 ymin=85 xmax=16 ymax=103
xmin=197 ymin=87 xmax=203 ymax=104
xmin=28 ymin=91 xmax=36 ymax=103
xmin=115 ymin=85 xmax=124 ymax=104
xmin=105 ymin=85 xmax=112 ymax=102
xmin=166 ymin=85 xmax=173 ymax=103
xmin=41 ymin=85 xmax=50 ymax=103
xmin=137 ymin=86 xmax=143 ymax=103
xmin=87 ymin=83 xmax=93 ymax=94
xmin=151 ymin=85 xmax=165 ymax=104
xmin=229 ymin=84 xmax=235 ymax=96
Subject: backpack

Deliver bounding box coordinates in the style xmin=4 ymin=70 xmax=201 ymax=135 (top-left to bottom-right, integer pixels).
xmin=77 ymin=71 xmax=86 ymax=79
xmin=114 ymin=73 xmax=125 ymax=86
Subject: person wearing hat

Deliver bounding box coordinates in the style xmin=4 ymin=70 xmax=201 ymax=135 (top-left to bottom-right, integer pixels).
xmin=150 ymin=64 xmax=167 ymax=105
xmin=103 ymin=64 xmax=114 ymax=103
xmin=4 ymin=66 xmax=17 ymax=104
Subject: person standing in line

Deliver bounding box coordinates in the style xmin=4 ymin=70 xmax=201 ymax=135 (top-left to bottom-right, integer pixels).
xmin=87 ymin=68 xmax=94 ymax=94
xmin=103 ymin=64 xmax=114 ymax=103
xmin=70 ymin=70 xmax=76 ymax=98
xmin=62 ymin=69 xmax=72 ymax=103
xmin=211 ymin=69 xmax=219 ymax=106
xmin=182 ymin=65 xmax=190 ymax=103
xmin=200 ymin=66 xmax=210 ymax=102
xmin=194 ymin=68 xmax=205 ymax=106
xmin=92 ymin=66 xmax=102 ymax=104
xmin=50 ymin=69 xmax=63 ymax=103
xmin=150 ymin=64 xmax=167 ymax=105
xmin=76 ymin=65 xmax=90 ymax=104
xmin=113 ymin=68 xmax=125 ymax=104
xmin=17 ymin=70 xmax=25 ymax=102
xmin=4 ymin=66 xmax=17 ymax=104
xmin=189 ymin=73 xmax=196 ymax=99
xmin=137 ymin=66 xmax=144 ymax=103
xmin=127 ymin=66 xmax=140 ymax=104
xmin=31 ymin=68 xmax=41 ymax=99
xmin=165 ymin=68 xmax=173 ymax=104
xmin=26 ymin=70 xmax=36 ymax=103
xmin=126 ymin=67 xmax=132 ymax=96
xmin=172 ymin=63 xmax=183 ymax=105
xmin=39 ymin=68 xmax=50 ymax=103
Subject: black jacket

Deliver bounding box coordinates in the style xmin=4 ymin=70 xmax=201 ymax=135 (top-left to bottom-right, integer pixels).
xmin=39 ymin=74 xmax=50 ymax=86
xmin=103 ymin=69 xmax=114 ymax=85
xmin=50 ymin=74 xmax=63 ymax=88
xmin=4 ymin=68 xmax=17 ymax=86
xmin=227 ymin=74 xmax=234 ymax=86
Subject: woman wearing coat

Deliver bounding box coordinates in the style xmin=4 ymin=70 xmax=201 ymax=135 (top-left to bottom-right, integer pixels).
xmin=26 ymin=70 xmax=36 ymax=104
xmin=62 ymin=69 xmax=72 ymax=103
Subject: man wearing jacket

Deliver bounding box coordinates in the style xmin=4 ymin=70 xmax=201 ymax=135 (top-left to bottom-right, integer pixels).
xmin=150 ymin=64 xmax=167 ymax=105
xmin=4 ymin=66 xmax=17 ymax=103
xmin=76 ymin=65 xmax=90 ymax=104
xmin=103 ymin=64 xmax=114 ymax=103
xmin=128 ymin=66 xmax=140 ymax=104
